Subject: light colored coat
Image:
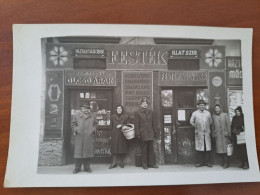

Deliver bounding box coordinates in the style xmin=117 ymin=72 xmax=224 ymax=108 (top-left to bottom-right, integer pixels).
xmin=71 ymin=112 xmax=96 ymax=158
xmin=190 ymin=110 xmax=212 ymax=151
xmin=212 ymin=113 xmax=231 ymax=153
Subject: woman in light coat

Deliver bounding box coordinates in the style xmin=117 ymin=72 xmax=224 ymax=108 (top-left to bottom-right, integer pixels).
xmin=212 ymin=104 xmax=231 ymax=168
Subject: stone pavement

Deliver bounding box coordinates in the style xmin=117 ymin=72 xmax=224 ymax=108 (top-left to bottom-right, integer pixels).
xmin=37 ymin=164 xmax=247 ymax=174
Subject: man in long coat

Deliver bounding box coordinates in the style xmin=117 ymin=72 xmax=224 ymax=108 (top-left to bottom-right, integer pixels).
xmin=71 ymin=104 xmax=96 ymax=173
xmin=212 ymin=104 xmax=231 ymax=168
xmin=190 ymin=99 xmax=212 ymax=167
xmin=134 ymin=97 xmax=159 ymax=170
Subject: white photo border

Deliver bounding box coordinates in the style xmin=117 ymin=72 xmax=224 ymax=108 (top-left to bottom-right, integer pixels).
xmin=4 ymin=24 xmax=260 ymax=187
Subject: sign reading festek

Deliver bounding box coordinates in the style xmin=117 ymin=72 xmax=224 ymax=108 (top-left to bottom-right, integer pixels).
xmin=65 ymin=70 xmax=116 ymax=86
xmin=159 ymin=71 xmax=208 ymax=86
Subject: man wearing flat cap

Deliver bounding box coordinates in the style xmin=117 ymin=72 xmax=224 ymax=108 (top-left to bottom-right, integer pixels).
xmin=134 ymin=96 xmax=159 ymax=170
xmin=71 ymin=104 xmax=97 ymax=173
xmin=190 ymin=99 xmax=213 ymax=167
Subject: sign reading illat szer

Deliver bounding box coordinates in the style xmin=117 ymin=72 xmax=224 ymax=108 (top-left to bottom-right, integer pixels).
xmin=65 ymin=70 xmax=116 ymax=86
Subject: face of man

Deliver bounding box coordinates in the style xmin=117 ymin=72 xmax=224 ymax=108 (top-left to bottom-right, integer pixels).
xmin=141 ymin=102 xmax=148 ymax=109
xmin=81 ymin=106 xmax=90 ymax=114
xmin=215 ymin=106 xmax=221 ymax=114
xmin=198 ymin=103 xmax=205 ymax=111
xmin=117 ymin=107 xmax=123 ymax=114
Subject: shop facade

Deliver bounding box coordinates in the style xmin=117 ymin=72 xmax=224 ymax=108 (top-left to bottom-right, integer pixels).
xmin=38 ymin=38 xmax=242 ymax=166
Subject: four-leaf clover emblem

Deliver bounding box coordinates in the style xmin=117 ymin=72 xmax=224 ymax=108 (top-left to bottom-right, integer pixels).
xmin=49 ymin=46 xmax=68 ymax=66
xmin=205 ymin=48 xmax=223 ymax=67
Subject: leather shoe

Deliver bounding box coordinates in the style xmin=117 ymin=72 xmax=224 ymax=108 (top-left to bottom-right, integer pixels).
xmin=207 ymin=163 xmax=212 ymax=167
xmin=84 ymin=168 xmax=92 ymax=173
xmin=73 ymin=169 xmax=80 ymax=174
xmin=120 ymin=164 xmax=125 ymax=168
xmin=109 ymin=164 xmax=117 ymax=169
xmin=195 ymin=163 xmax=203 ymax=167
xmin=142 ymin=166 xmax=148 ymax=170
xmin=150 ymin=165 xmax=159 ymax=168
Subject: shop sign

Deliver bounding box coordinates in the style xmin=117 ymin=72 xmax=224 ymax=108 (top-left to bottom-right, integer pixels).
xmin=226 ymin=57 xmax=242 ymax=86
xmin=158 ymin=71 xmax=208 ymax=86
xmin=169 ymin=49 xmax=199 ymax=58
xmin=73 ymin=48 xmax=105 ymax=56
xmin=200 ymin=46 xmax=225 ymax=69
xmin=122 ymin=71 xmax=153 ymax=113
xmin=65 ymin=70 xmax=116 ymax=86
xmin=209 ymin=71 xmax=227 ymax=112
xmin=44 ymin=71 xmax=64 ymax=139
xmin=107 ymin=46 xmax=168 ymax=69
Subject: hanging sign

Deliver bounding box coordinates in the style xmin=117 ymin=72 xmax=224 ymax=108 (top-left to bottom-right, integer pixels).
xmin=226 ymin=56 xmax=242 ymax=86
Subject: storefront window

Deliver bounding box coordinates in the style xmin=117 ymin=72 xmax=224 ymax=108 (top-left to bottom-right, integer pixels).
xmin=228 ymin=89 xmax=243 ymax=121
xmin=164 ymin=126 xmax=172 ymax=154
xmin=161 ymin=90 xmax=173 ymax=107
xmin=196 ymin=88 xmax=209 ymax=109
xmin=176 ymin=90 xmax=194 ymax=108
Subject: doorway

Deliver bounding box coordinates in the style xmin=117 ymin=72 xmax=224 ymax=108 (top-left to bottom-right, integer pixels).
xmin=65 ymin=88 xmax=113 ymax=164
xmin=161 ymin=88 xmax=198 ymax=164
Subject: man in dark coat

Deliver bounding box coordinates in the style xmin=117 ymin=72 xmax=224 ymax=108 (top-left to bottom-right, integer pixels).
xmin=71 ymin=104 xmax=96 ymax=174
xmin=134 ymin=97 xmax=158 ymax=170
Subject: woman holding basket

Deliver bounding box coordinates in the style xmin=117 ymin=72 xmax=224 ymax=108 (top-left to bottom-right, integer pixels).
xmin=109 ymin=105 xmax=130 ymax=169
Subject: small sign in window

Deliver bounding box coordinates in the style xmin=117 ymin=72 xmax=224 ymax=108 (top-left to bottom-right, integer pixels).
xmin=164 ymin=115 xmax=172 ymax=124
xmin=178 ymin=110 xmax=186 ymax=121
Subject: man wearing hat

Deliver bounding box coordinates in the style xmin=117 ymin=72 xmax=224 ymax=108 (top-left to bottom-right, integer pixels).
xmin=71 ymin=104 xmax=97 ymax=173
xmin=134 ymin=97 xmax=159 ymax=170
xmin=190 ymin=99 xmax=213 ymax=167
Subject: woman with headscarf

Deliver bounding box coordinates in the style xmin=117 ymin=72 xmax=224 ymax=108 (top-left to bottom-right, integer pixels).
xmin=212 ymin=104 xmax=231 ymax=168
xmin=109 ymin=105 xmax=130 ymax=169
xmin=231 ymin=106 xmax=249 ymax=169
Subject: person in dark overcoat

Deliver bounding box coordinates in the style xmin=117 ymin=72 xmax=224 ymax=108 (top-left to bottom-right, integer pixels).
xmin=231 ymin=106 xmax=249 ymax=169
xmin=71 ymin=104 xmax=97 ymax=173
xmin=109 ymin=105 xmax=130 ymax=169
xmin=212 ymin=104 xmax=231 ymax=168
xmin=134 ymin=97 xmax=159 ymax=170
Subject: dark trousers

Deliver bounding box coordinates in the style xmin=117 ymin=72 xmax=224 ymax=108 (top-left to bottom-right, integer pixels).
xmin=75 ymin=158 xmax=91 ymax=171
xmin=111 ymin=154 xmax=125 ymax=166
xmin=197 ymin=138 xmax=210 ymax=164
xmin=141 ymin=140 xmax=155 ymax=168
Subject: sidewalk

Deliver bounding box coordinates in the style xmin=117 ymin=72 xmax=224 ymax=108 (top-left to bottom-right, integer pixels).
xmin=37 ymin=164 xmax=246 ymax=175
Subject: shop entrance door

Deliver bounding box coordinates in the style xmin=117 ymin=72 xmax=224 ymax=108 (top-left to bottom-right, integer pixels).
xmin=161 ymin=88 xmax=197 ymax=164
xmin=65 ymin=88 xmax=113 ymax=164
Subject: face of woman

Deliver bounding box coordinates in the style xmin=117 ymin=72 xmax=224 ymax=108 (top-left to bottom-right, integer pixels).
xmin=215 ymin=106 xmax=221 ymax=114
xmin=235 ymin=110 xmax=241 ymax=116
xmin=141 ymin=102 xmax=148 ymax=109
xmin=117 ymin=107 xmax=123 ymax=114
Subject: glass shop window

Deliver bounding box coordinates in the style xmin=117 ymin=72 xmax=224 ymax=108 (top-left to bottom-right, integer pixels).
xmin=78 ymin=90 xmax=112 ymax=127
xmin=73 ymin=58 xmax=106 ymax=69
xmin=168 ymin=59 xmax=199 ymax=70
xmin=164 ymin=126 xmax=172 ymax=154
xmin=161 ymin=90 xmax=173 ymax=107
xmin=176 ymin=90 xmax=194 ymax=108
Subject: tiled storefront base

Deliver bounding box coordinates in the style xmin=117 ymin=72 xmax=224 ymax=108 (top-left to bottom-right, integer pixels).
xmin=38 ymin=138 xmax=64 ymax=166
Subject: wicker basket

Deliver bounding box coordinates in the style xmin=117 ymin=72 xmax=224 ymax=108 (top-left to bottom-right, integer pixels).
xmin=121 ymin=124 xmax=135 ymax=140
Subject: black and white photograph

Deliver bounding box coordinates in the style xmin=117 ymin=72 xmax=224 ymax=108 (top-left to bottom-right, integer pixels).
xmin=4 ymin=24 xmax=260 ymax=187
